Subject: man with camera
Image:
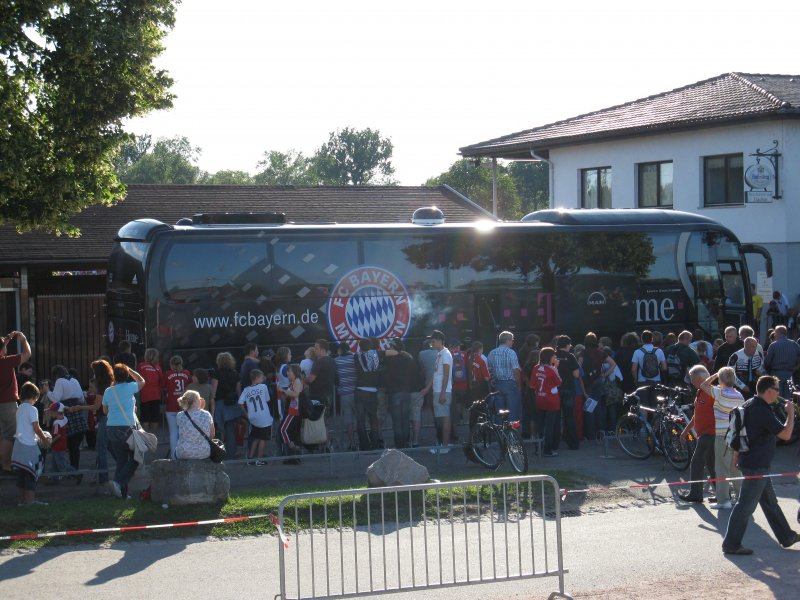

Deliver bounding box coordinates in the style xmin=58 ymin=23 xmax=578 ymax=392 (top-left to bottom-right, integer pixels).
xmin=722 ymin=375 xmax=798 ymax=555
xmin=1 ymin=331 xmax=33 ymax=475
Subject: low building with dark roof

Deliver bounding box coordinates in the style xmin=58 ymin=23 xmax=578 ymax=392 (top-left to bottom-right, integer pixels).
xmin=460 ymin=72 xmax=800 ymax=310
xmin=0 ymin=184 xmax=491 ymax=380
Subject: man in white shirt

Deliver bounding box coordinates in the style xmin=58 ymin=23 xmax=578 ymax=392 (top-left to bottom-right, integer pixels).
xmin=420 ymin=330 xmax=452 ymax=454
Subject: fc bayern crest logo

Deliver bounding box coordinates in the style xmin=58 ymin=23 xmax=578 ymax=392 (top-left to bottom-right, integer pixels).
xmin=327 ymin=266 xmax=412 ymax=349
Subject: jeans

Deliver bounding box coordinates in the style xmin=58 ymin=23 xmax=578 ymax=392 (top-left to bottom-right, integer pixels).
xmin=554 ymin=390 xmax=578 ymax=450
xmin=686 ymin=434 xmax=715 ymax=499
xmin=51 ymin=450 xmax=77 ymax=476
xmin=355 ymin=389 xmax=379 ymax=450
xmin=388 ymin=392 xmax=410 ymax=448
xmin=166 ymin=412 xmax=179 ymax=458
xmin=772 ymin=370 xmax=794 ymax=398
xmin=493 ymin=379 xmax=521 ymax=422
xmin=67 ymin=434 xmax=83 ymax=470
xmin=723 ymin=467 xmax=797 ymax=549
xmin=521 ymin=386 xmax=537 ymax=438
xmin=106 ymin=425 xmax=138 ymax=497
xmin=215 ymin=404 xmax=240 ymax=459
xmin=95 ymin=416 xmax=109 ymax=483
xmin=535 ymin=410 xmax=559 ymax=454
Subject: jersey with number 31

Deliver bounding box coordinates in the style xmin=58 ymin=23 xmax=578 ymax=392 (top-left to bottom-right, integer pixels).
xmin=238 ymin=383 xmax=273 ymax=428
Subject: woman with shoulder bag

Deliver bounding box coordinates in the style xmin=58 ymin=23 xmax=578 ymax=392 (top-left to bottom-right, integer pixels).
xmin=101 ymin=363 xmax=145 ymax=498
xmin=175 ymin=390 xmax=216 ymax=460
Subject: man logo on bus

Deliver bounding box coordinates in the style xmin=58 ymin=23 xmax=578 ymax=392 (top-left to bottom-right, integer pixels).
xmin=327 ymin=266 xmax=412 ymax=350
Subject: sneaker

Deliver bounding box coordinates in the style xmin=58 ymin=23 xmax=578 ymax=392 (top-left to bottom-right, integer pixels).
xmin=30 ymin=499 xmax=49 ymax=506
xmin=543 ymin=451 xmax=559 ymax=457
xmin=678 ymin=493 xmax=704 ymax=503
xmin=107 ymin=480 xmax=122 ymax=498
xmin=781 ymin=532 xmax=800 ymax=548
xmin=710 ymin=501 xmax=733 ymax=510
xmin=255 ymin=460 xmax=267 ymax=466
xmin=438 ymin=447 xmax=451 ymax=454
xmin=723 ymin=546 xmax=753 ymax=555
xmin=429 ymin=444 xmax=441 ymax=455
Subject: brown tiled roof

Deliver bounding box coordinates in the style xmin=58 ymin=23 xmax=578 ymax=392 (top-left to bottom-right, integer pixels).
xmin=460 ymin=72 xmax=800 ymax=159
xmin=0 ymin=184 xmax=492 ymax=265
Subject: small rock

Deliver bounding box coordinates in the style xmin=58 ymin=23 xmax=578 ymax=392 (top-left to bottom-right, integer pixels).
xmin=367 ymin=449 xmax=430 ymax=487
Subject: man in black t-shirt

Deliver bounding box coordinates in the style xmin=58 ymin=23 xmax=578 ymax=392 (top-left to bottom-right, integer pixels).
xmin=722 ymin=375 xmax=798 ymax=555
xmin=554 ymin=335 xmax=584 ymax=451
xmin=306 ymin=339 xmax=337 ymax=407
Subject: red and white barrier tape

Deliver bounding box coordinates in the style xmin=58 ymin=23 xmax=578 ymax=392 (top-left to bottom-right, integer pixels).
xmin=0 ymin=513 xmax=273 ymax=542
xmin=560 ymin=470 xmax=800 ymax=500
xmin=269 ymin=513 xmax=290 ymax=548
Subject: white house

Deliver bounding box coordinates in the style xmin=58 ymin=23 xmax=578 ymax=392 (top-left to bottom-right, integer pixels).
xmin=460 ymin=72 xmax=800 ymax=299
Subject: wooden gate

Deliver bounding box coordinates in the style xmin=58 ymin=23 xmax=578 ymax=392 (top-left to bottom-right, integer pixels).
xmin=34 ymin=295 xmax=106 ymax=385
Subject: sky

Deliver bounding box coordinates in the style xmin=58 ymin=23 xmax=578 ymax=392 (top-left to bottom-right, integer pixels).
xmin=128 ymin=0 xmax=800 ymax=185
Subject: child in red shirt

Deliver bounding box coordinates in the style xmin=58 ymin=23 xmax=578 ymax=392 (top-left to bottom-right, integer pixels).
xmin=138 ymin=347 xmax=166 ymax=434
xmin=469 ymin=341 xmax=491 ymax=402
xmin=531 ymin=347 xmax=562 ymax=457
xmin=49 ymin=402 xmax=80 ymax=482
xmin=165 ymin=355 xmax=192 ymax=459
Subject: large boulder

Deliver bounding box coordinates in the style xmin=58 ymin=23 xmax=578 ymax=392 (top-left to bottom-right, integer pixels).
xmin=149 ymin=459 xmax=230 ymax=505
xmin=367 ymin=449 xmax=430 ymax=487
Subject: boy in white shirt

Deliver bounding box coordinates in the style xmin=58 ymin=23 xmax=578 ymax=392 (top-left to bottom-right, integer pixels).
xmin=11 ymin=382 xmax=50 ymax=505
xmin=239 ymin=369 xmax=273 ymax=464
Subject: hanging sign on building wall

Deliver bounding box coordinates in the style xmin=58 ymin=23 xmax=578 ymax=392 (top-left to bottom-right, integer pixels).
xmin=745 ymin=140 xmax=781 ymax=202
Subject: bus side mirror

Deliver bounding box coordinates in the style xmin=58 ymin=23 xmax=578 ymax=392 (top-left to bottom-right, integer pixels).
xmin=741 ymin=244 xmax=773 ymax=278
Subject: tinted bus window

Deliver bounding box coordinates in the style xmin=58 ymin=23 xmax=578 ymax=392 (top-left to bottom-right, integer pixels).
xmin=363 ymin=235 xmax=445 ymax=291
xmin=449 ymin=233 xmax=528 ymax=290
xmin=272 ymin=236 xmax=359 ymax=299
xmin=163 ymin=240 xmax=269 ymax=302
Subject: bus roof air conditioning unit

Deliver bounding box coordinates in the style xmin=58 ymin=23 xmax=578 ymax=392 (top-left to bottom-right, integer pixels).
xmin=412 ymin=206 xmax=445 ymax=225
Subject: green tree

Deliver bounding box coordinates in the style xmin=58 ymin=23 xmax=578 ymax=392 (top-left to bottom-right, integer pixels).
xmin=199 ymin=170 xmax=254 ymax=185
xmin=0 ymin=1 xmax=177 ymax=234
xmin=311 ymin=127 xmax=395 ymax=185
xmin=253 ymin=150 xmax=317 ymax=185
xmin=507 ymin=161 xmax=549 ymax=214
xmin=425 ymin=159 xmax=522 ymax=220
xmin=121 ymin=136 xmax=201 ymax=184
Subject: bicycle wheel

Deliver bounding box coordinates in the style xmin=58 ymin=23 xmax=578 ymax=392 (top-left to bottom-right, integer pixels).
xmin=615 ymin=414 xmax=654 ymax=459
xmin=469 ymin=422 xmax=504 ymax=470
xmin=505 ymin=428 xmax=528 ymax=474
xmin=662 ymin=419 xmax=692 ymax=471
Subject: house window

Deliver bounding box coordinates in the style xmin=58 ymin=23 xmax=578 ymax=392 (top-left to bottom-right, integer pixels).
xmin=704 ymin=154 xmax=744 ymax=206
xmin=638 ymin=161 xmax=673 ymax=208
xmin=581 ymin=167 xmax=612 ymax=208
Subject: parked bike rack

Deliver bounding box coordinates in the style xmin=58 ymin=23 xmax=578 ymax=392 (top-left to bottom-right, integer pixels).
xmin=276 ymin=474 xmax=572 ymax=600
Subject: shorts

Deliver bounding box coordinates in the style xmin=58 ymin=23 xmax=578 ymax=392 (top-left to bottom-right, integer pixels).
xmin=0 ymin=402 xmax=17 ymax=440
xmin=340 ymin=393 xmax=355 ymax=426
xmin=250 ymin=424 xmax=272 ymax=441
xmin=410 ymin=392 xmax=425 ymax=422
xmin=140 ymin=400 xmax=161 ymax=424
xmin=432 ymin=392 xmax=452 ymax=418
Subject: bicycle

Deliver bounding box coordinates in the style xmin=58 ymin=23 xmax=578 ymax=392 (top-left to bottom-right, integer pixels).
xmin=464 ymin=392 xmax=528 ymax=474
xmin=615 ymin=384 xmax=695 ymax=470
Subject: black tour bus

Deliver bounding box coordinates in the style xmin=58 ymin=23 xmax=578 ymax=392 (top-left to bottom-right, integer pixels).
xmin=105 ymin=207 xmax=770 ymax=366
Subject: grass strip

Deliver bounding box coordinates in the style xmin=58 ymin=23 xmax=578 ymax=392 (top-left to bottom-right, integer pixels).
xmin=1 ymin=469 xmax=583 ymax=551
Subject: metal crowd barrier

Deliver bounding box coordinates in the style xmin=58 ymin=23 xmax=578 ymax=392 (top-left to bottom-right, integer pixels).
xmin=276 ymin=474 xmax=572 ymax=600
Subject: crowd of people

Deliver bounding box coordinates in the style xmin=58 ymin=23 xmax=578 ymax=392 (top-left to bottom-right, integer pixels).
xmin=1 ymin=320 xmax=798 ymax=548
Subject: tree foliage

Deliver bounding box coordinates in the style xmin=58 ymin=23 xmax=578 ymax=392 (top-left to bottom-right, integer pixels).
xmin=312 ymin=127 xmax=395 ymax=185
xmin=0 ymin=1 xmax=177 ymax=234
xmin=507 ymin=161 xmax=549 ymax=215
xmin=119 ymin=136 xmax=200 ymax=184
xmin=425 ymin=159 xmax=522 ymax=220
xmin=199 ymin=170 xmax=254 ymax=185
xmin=253 ymin=150 xmax=317 ymax=185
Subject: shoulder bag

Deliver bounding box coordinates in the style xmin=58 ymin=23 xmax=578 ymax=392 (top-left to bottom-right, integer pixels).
xmin=300 ymin=411 xmax=327 ymax=445
xmin=183 ymin=410 xmax=226 ymax=463
xmin=111 ymin=386 xmax=158 ymax=462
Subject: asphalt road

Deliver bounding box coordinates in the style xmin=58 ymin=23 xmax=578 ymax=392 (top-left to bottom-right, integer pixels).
xmin=1 ymin=437 xmax=799 ymax=599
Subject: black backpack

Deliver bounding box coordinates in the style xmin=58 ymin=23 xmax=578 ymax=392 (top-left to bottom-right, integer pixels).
xmin=725 ymin=401 xmax=750 ymax=452
xmin=641 ymin=348 xmax=661 ymax=379
xmin=664 ymin=349 xmax=685 ymax=382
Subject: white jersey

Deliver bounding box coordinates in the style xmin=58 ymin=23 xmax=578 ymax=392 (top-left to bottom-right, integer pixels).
xmin=238 ymin=383 xmax=273 ymax=429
